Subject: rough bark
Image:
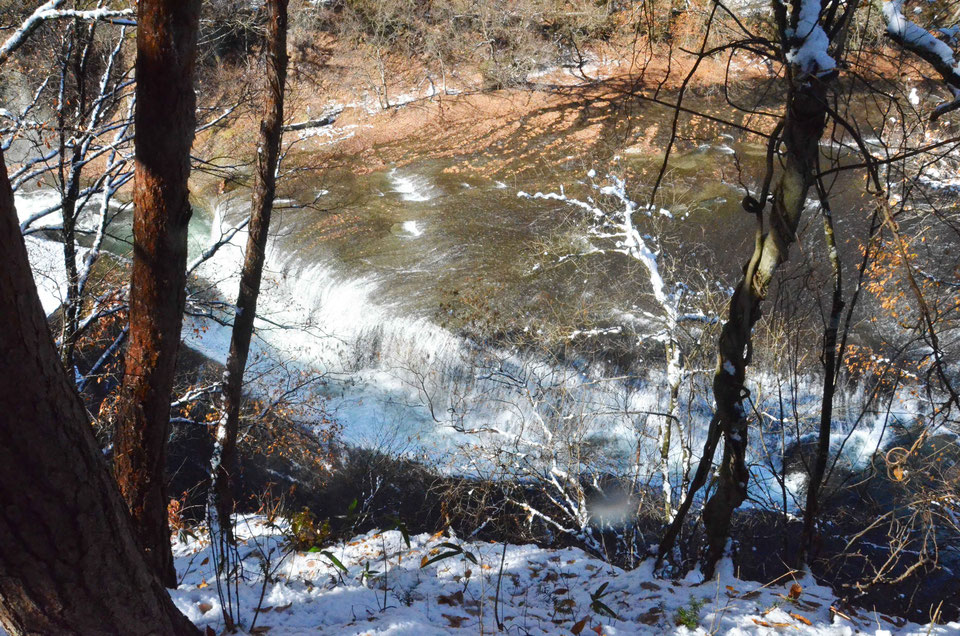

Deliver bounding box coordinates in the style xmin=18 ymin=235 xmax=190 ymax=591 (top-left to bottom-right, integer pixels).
xmin=0 ymin=148 xmax=199 ymax=636
xmin=113 ymin=0 xmax=200 ymax=588
xmin=210 ymin=0 xmax=288 ymax=543
xmin=699 ymin=80 xmax=828 ymax=576
xmin=657 ymin=80 xmax=828 ymax=576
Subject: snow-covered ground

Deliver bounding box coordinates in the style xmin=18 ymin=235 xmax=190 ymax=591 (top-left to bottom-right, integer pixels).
xmin=171 ymin=515 xmax=958 ymax=635
xmin=24 ymin=235 xmax=86 ymax=316
xmin=17 ymin=189 xmax=97 ymax=316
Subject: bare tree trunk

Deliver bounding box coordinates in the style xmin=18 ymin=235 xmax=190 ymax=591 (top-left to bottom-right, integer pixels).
xmin=659 ymin=338 xmax=682 ymax=522
xmin=801 ymin=185 xmax=844 ymax=562
xmin=657 ymin=80 xmax=828 ymax=576
xmin=210 ymin=0 xmax=288 ymax=545
xmin=699 ymin=81 xmax=828 ymax=576
xmin=0 ymin=148 xmax=198 ymax=636
xmin=58 ymin=148 xmax=82 ymax=368
xmin=114 ymin=0 xmax=200 ymax=588
xmin=57 ymin=21 xmax=94 ymax=369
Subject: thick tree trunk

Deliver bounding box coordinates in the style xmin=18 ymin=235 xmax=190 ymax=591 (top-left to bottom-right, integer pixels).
xmin=699 ymin=81 xmax=828 ymax=576
xmin=210 ymin=0 xmax=288 ymax=543
xmin=0 ymin=148 xmax=198 ymax=636
xmin=114 ymin=0 xmax=200 ymax=588
xmin=657 ymin=80 xmax=829 ymax=576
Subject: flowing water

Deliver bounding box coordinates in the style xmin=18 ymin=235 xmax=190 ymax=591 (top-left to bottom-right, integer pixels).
xmin=177 ymin=98 xmax=887 ymax=487
xmin=17 ymin=93 xmax=898 ymax=491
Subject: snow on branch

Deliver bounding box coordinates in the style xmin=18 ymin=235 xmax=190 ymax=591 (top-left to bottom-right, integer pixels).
xmin=0 ymin=1 xmax=134 ymax=67
xmin=518 ymin=174 xmax=680 ymax=327
xmin=187 ymin=217 xmax=250 ymax=276
xmin=882 ymin=0 xmax=960 ymax=119
xmin=785 ymin=0 xmax=837 ymax=76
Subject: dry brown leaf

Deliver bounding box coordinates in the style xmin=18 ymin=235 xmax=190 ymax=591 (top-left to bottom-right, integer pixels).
xmin=637 ymin=607 xmax=662 ymax=625
xmin=788 ymin=583 xmax=803 ymax=600
xmin=572 ymin=616 xmax=588 ymax=635
xmin=438 ymin=591 xmax=464 ymax=606
xmin=790 ymin=612 xmax=812 ymax=626
xmin=442 ymin=614 xmax=468 ymax=628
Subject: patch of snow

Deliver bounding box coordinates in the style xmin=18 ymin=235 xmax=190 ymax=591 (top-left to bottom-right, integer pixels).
xmin=169 ymin=516 xmax=959 ymax=635
xmin=785 ymin=0 xmax=837 ymax=75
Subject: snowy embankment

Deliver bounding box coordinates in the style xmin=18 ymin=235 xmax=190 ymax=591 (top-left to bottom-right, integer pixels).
xmin=24 ymin=234 xmax=84 ymax=315
xmin=16 ymin=190 xmax=91 ymax=316
xmin=170 ymin=516 xmax=957 ymax=635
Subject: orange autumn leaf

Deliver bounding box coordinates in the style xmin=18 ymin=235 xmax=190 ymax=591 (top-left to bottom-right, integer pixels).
xmin=791 ymin=612 xmax=812 ymax=626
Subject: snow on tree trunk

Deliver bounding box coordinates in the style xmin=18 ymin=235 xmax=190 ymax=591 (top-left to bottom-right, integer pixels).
xmin=519 ymin=174 xmax=697 ymax=524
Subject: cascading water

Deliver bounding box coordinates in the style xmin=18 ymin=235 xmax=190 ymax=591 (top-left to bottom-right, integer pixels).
xmin=181 ymin=155 xmax=922 ymax=505
xmin=184 ymin=190 xmax=666 ymax=473
xmin=15 ymin=147 xmax=918 ymax=505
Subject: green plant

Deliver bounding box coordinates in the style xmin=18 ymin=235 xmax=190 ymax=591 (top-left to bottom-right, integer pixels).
xmin=419 ymin=541 xmax=478 ymax=569
xmin=673 ymin=596 xmax=707 ymax=629
xmin=285 ymin=507 xmax=331 ymax=551
xmin=589 ymin=582 xmax=618 ymax=619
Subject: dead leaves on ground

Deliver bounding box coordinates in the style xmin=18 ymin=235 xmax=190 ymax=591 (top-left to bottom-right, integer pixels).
xmin=442 ymin=614 xmax=468 ymax=628
xmin=571 ymin=616 xmax=605 ymax=635
xmin=438 ymin=590 xmax=464 ymax=606
xmin=790 ymin=612 xmax=812 ymax=625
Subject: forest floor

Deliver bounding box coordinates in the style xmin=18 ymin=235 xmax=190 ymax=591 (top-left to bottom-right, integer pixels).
xmin=170 ymin=516 xmax=958 ymax=635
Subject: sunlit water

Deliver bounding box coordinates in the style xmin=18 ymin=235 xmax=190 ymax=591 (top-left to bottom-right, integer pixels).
xmin=17 ymin=100 xmax=920 ymax=508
